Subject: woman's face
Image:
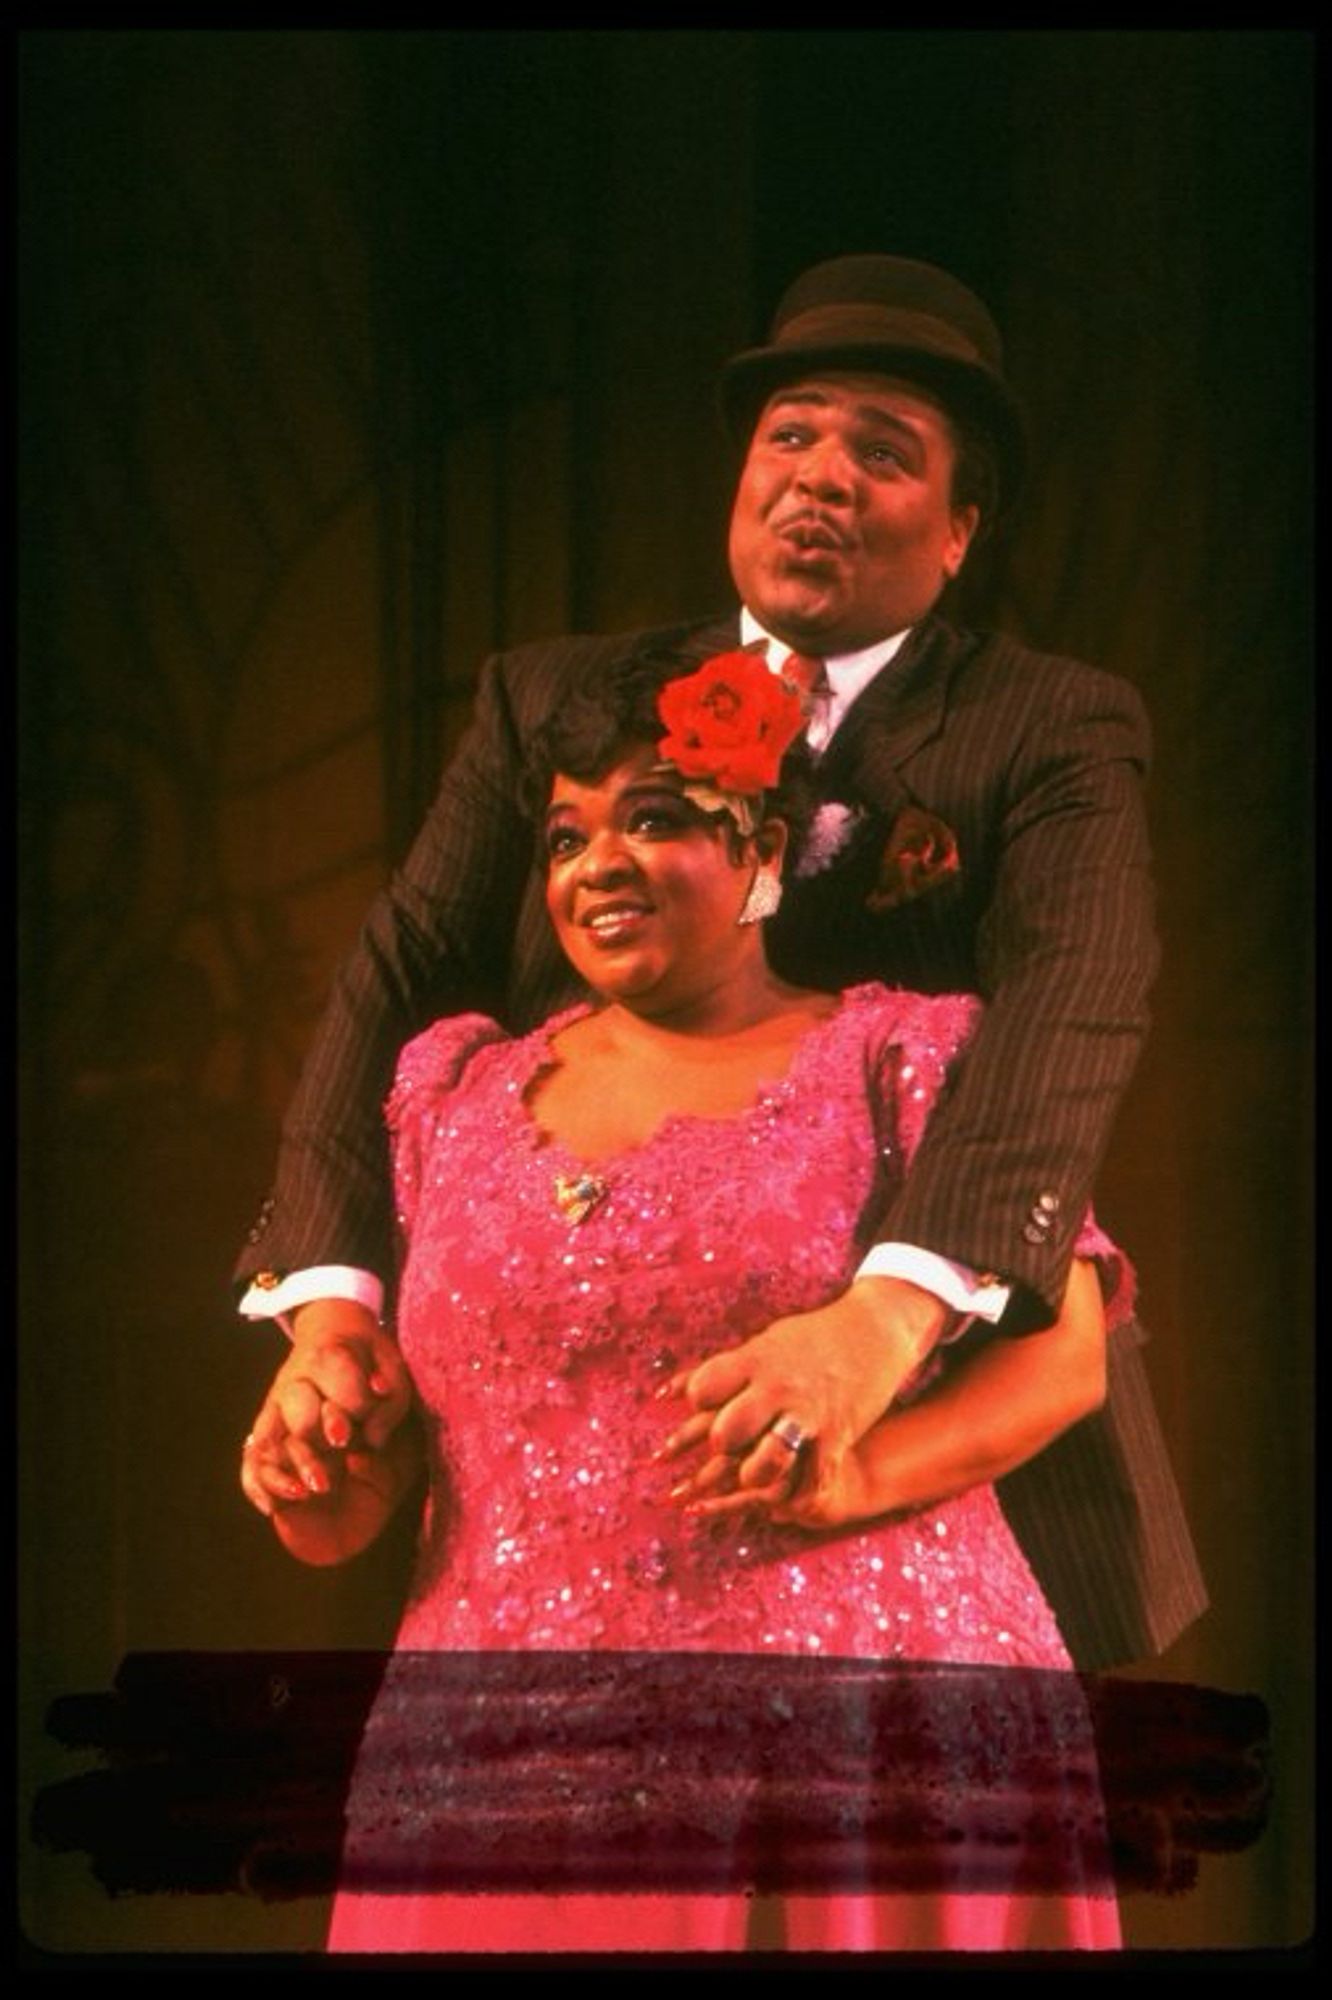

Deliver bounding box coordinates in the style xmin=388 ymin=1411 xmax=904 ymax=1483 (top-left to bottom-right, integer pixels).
xmin=543 ymin=744 xmax=781 ymax=1019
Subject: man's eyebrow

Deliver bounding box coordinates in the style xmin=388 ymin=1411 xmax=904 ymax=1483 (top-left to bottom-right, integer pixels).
xmin=765 ymin=388 xmax=925 ymax=438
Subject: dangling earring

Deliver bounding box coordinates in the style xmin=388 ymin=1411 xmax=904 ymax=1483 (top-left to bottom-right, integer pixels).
xmin=738 ymin=869 xmax=783 ymax=926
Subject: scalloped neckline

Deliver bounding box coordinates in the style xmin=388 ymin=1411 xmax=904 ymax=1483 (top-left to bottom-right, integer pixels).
xmin=516 ymin=986 xmax=878 ymax=1172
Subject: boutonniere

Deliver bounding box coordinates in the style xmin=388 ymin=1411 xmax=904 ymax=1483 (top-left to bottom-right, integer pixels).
xmin=794 ymin=801 xmax=867 ymax=879
xmin=865 ymin=806 xmax=961 ymax=912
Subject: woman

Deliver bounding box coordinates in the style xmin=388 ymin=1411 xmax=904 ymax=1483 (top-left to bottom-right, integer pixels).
xmin=242 ymin=649 xmax=1126 ymax=1952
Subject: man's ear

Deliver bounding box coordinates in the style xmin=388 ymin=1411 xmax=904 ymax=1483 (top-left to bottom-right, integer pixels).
xmin=944 ymin=502 xmax=981 ymax=579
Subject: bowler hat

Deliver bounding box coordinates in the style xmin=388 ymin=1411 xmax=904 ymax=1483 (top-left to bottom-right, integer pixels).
xmin=721 ymin=254 xmax=1025 ymax=517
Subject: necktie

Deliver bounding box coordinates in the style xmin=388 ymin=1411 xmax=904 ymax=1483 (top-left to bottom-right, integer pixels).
xmin=781 ymin=652 xmax=830 ymax=705
xmin=781 ymin=652 xmax=832 ymax=751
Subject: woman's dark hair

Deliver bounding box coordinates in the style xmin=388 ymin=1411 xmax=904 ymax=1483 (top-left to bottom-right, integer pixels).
xmin=523 ymin=645 xmax=816 ymax=871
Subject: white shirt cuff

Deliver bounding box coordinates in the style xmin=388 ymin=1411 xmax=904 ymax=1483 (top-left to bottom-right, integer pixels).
xmin=239 ymin=1265 xmax=385 ymax=1337
xmin=856 ymin=1243 xmax=1011 ymax=1332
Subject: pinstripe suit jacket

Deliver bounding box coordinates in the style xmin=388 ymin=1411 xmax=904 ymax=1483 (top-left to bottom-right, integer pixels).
xmin=238 ymin=610 xmax=1206 ymax=1667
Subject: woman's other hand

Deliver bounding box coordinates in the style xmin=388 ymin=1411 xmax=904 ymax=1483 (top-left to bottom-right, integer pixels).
xmin=657 ymin=1275 xmax=946 ymax=1516
xmin=665 ymin=1261 xmax=1107 ymax=1531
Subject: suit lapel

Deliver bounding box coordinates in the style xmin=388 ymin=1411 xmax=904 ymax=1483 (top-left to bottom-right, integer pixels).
xmin=819 ymin=616 xmax=965 ymax=809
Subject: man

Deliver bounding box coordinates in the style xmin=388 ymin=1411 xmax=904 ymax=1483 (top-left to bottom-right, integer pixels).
xmin=238 ymin=254 xmax=1205 ymax=1668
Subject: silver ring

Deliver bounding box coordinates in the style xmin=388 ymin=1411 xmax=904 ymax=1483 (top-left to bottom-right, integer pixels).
xmin=770 ymin=1413 xmax=812 ymax=1455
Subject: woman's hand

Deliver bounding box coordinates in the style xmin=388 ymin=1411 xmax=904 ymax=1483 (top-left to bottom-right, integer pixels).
xmin=259 ymin=1299 xmax=414 ymax=1455
xmin=240 ymin=1299 xmax=421 ymax=1564
xmin=657 ymin=1275 xmax=947 ymax=1518
xmin=241 ymin=1391 xmax=423 ymax=1566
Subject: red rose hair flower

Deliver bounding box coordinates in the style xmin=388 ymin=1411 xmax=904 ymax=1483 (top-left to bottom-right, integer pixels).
xmin=656 ymin=651 xmax=805 ymax=797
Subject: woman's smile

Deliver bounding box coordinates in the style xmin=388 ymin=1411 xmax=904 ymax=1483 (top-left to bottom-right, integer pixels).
xmin=578 ymin=895 xmax=654 ymax=945
xmin=543 ymin=745 xmax=785 ymax=1028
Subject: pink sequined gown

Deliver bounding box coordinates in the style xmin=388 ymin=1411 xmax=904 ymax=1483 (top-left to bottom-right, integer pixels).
xmin=328 ymin=984 xmax=1122 ymax=1953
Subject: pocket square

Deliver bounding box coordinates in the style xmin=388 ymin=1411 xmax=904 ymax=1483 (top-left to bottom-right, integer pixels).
xmin=866 ymin=806 xmax=960 ymax=912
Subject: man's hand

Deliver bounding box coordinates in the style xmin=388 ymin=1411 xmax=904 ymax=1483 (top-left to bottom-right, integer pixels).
xmin=671 ymin=1261 xmax=1106 ymax=1533
xmin=658 ymin=1276 xmax=948 ymax=1516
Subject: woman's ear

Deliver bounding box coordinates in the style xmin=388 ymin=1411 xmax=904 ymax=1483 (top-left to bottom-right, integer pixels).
xmin=754 ymin=818 xmax=790 ymax=872
xmin=736 ymin=817 xmax=790 ymax=928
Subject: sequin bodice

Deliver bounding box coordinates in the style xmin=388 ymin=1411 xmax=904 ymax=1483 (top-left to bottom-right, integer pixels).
xmin=387 ymin=984 xmax=1070 ymax=1670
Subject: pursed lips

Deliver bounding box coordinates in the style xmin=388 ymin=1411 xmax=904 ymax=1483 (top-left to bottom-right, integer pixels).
xmin=772 ymin=510 xmax=850 ymax=552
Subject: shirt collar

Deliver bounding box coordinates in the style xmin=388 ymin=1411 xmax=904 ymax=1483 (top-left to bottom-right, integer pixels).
xmin=739 ymin=609 xmax=912 ymax=712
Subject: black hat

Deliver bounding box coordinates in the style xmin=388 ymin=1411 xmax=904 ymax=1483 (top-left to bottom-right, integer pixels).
xmin=720 ymin=254 xmax=1025 ymax=517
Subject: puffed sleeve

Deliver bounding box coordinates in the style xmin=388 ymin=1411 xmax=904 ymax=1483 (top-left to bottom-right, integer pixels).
xmin=385 ymin=1014 xmax=509 ymax=1243
xmin=866 ymin=987 xmax=984 ymax=1174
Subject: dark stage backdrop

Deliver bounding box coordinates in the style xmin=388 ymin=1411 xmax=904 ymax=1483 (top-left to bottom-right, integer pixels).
xmin=19 ymin=29 xmax=1311 ymax=1956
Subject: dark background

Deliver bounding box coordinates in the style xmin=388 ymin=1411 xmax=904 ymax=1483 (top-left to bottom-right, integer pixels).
xmin=19 ymin=28 xmax=1312 ymax=1954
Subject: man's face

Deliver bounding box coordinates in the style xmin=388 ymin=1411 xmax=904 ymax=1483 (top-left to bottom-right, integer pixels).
xmin=727 ymin=372 xmax=980 ymax=653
